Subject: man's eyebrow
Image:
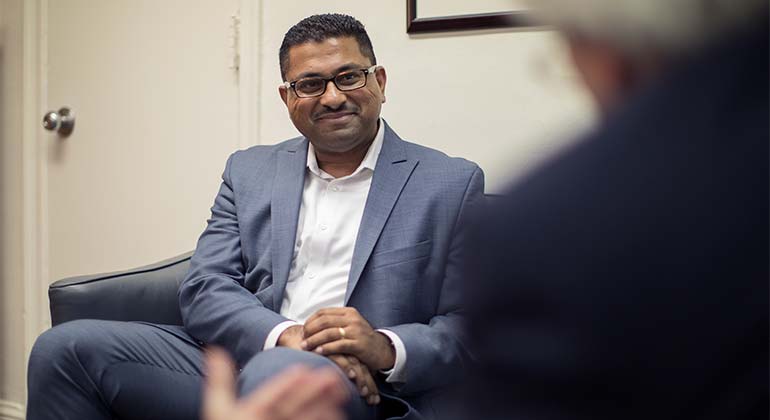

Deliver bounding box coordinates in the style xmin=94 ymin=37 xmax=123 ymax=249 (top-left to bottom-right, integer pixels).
xmin=294 ymin=63 xmax=367 ymax=80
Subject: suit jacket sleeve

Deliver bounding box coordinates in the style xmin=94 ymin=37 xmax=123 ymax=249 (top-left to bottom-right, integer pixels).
xmin=386 ymin=165 xmax=484 ymax=396
xmin=178 ymin=153 xmax=289 ymax=367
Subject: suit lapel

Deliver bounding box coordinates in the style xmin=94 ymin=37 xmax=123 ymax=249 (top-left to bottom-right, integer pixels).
xmin=271 ymin=138 xmax=308 ymax=311
xmin=345 ymin=125 xmax=418 ymax=304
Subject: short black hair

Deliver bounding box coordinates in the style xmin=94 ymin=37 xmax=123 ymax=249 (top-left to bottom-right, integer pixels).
xmin=279 ymin=14 xmax=377 ymax=81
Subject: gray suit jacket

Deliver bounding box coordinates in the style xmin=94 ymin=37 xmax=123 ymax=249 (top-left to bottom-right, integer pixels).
xmin=178 ymin=123 xmax=484 ymax=418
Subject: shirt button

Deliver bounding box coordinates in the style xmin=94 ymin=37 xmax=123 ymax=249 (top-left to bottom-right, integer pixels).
xmin=308 ymin=273 xmax=316 ymax=279
xmin=332 ymin=186 xmax=340 ymax=192
xmin=320 ymin=224 xmax=328 ymax=231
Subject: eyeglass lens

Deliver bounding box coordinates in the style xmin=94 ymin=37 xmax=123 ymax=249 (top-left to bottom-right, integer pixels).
xmin=294 ymin=70 xmax=367 ymax=97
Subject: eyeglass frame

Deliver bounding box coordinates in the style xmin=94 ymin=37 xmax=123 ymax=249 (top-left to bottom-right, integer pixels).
xmin=281 ymin=65 xmax=380 ymax=98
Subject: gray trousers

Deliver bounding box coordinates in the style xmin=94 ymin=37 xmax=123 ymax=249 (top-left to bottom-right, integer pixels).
xmin=26 ymin=319 xmax=376 ymax=420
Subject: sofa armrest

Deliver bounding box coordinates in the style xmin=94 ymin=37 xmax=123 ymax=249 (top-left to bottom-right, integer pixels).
xmin=48 ymin=251 xmax=193 ymax=326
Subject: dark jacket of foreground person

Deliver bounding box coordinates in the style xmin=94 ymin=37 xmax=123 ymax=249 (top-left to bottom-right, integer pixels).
xmin=462 ymin=19 xmax=768 ymax=420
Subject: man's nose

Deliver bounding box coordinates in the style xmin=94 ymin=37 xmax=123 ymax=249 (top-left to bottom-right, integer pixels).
xmin=319 ymin=80 xmax=346 ymax=108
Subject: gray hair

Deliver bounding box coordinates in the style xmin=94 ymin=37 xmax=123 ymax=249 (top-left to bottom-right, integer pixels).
xmin=530 ymin=0 xmax=766 ymax=57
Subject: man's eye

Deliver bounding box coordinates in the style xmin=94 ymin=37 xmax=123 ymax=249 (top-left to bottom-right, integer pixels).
xmin=337 ymin=73 xmax=362 ymax=85
xmin=296 ymin=79 xmax=323 ymax=92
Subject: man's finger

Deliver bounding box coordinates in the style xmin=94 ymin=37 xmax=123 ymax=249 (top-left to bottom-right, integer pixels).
xmin=307 ymin=307 xmax=351 ymax=321
xmin=355 ymin=363 xmax=380 ymax=404
xmin=355 ymin=361 xmax=379 ymax=400
xmin=313 ymin=339 xmax=359 ymax=357
xmin=327 ymin=355 xmax=358 ymax=381
xmin=304 ymin=307 xmax=353 ymax=328
xmin=328 ymin=354 xmax=376 ymax=403
xmin=301 ymin=327 xmax=351 ymax=350
xmin=303 ymin=314 xmax=348 ymax=336
xmin=343 ymin=356 xmax=380 ymax=405
xmin=346 ymin=357 xmax=371 ymax=397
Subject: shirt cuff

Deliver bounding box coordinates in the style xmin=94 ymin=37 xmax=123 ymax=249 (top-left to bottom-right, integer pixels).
xmin=376 ymin=329 xmax=407 ymax=384
xmin=263 ymin=320 xmax=301 ymax=351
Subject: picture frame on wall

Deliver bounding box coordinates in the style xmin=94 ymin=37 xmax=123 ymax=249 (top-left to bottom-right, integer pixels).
xmin=406 ymin=0 xmax=536 ymax=34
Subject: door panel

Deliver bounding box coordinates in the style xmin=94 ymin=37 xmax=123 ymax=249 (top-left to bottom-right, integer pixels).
xmin=46 ymin=0 xmax=240 ymax=280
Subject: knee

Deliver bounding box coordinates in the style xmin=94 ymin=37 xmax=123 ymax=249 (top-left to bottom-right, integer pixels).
xmin=30 ymin=321 xmax=82 ymax=367
xmin=238 ymin=348 xmax=338 ymax=396
xmin=28 ymin=320 xmax=87 ymax=388
xmin=29 ymin=320 xmax=110 ymax=374
xmin=238 ymin=349 xmax=374 ymax=419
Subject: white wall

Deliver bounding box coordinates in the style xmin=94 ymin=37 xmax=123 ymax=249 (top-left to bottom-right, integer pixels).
xmin=256 ymin=1 xmax=595 ymax=192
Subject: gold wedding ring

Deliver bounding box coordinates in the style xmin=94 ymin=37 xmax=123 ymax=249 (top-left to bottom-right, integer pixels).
xmin=339 ymin=327 xmax=346 ymax=339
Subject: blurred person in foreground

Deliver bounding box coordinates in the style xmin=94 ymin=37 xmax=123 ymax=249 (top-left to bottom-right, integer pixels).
xmin=202 ymin=348 xmax=347 ymax=420
xmin=461 ymin=0 xmax=768 ymax=419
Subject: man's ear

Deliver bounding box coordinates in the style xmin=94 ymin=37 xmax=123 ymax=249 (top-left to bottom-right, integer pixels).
xmin=375 ymin=66 xmax=387 ymax=103
xmin=279 ymin=85 xmax=289 ymax=106
xmin=566 ymin=34 xmax=638 ymax=114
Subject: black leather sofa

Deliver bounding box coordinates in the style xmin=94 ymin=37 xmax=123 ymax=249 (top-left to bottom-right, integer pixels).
xmin=49 ymin=252 xmax=193 ymax=326
xmin=48 ymin=195 xmax=498 ymax=326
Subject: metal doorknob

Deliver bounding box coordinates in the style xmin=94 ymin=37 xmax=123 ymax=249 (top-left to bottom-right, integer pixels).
xmin=42 ymin=107 xmax=75 ymax=136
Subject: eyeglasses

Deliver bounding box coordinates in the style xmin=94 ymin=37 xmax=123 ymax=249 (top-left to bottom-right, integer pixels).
xmin=283 ymin=65 xmax=378 ymax=98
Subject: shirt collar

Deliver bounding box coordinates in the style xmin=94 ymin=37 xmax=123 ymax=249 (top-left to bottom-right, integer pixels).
xmin=306 ymin=118 xmax=385 ymax=179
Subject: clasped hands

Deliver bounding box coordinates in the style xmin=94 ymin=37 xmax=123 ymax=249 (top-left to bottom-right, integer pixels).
xmin=277 ymin=307 xmax=395 ymax=405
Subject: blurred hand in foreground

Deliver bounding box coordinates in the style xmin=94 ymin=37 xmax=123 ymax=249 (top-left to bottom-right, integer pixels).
xmin=203 ymin=347 xmax=348 ymax=420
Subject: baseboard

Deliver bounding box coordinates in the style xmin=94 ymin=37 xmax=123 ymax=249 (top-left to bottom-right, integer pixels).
xmin=0 ymin=399 xmax=24 ymax=420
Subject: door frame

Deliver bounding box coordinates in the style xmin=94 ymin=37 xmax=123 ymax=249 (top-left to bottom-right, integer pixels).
xmin=21 ymin=0 xmax=48 ymax=377
xmin=19 ymin=0 xmax=262 ymax=396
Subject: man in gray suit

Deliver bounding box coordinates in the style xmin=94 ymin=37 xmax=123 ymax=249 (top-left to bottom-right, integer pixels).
xmin=27 ymin=13 xmax=483 ymax=420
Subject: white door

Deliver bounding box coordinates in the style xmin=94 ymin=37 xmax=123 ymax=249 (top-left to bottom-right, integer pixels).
xmin=44 ymin=0 xmax=242 ymax=287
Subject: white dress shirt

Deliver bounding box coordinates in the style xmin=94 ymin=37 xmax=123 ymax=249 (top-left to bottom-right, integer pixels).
xmin=263 ymin=120 xmax=407 ymax=383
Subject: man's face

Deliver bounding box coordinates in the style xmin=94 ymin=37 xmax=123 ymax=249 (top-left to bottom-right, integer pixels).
xmin=279 ymin=37 xmax=387 ymax=155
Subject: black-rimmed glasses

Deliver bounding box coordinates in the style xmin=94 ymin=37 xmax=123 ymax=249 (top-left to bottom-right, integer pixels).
xmin=283 ymin=65 xmax=378 ymax=98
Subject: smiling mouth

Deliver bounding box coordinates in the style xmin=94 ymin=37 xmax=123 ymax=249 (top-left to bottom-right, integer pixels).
xmin=315 ymin=111 xmax=356 ymax=121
